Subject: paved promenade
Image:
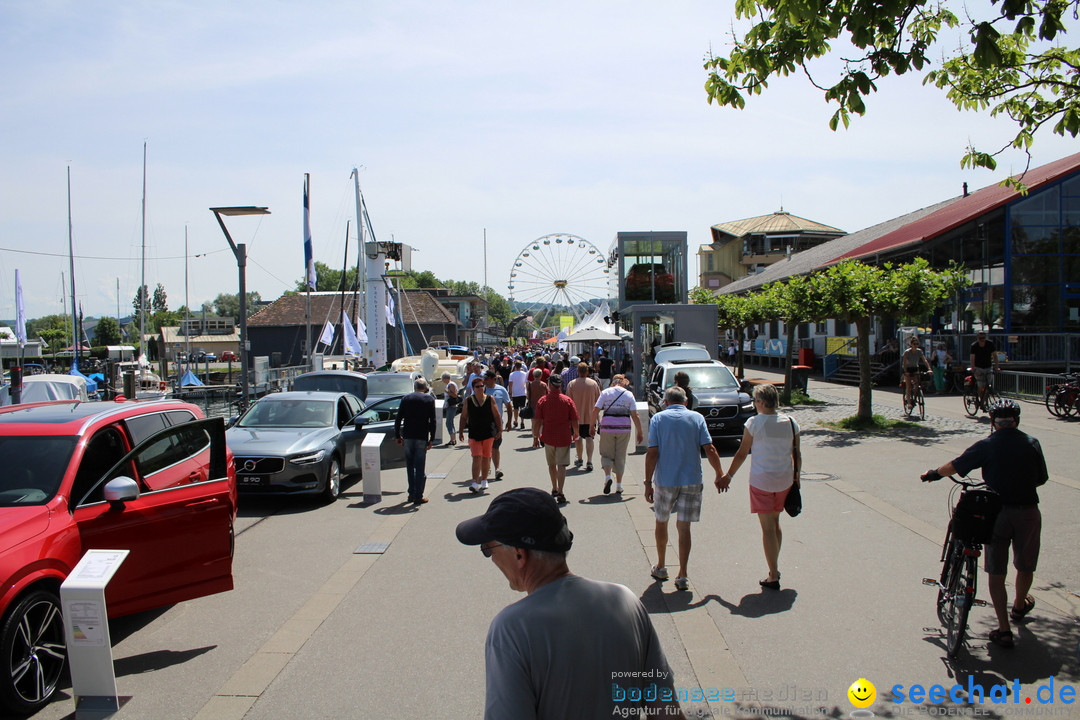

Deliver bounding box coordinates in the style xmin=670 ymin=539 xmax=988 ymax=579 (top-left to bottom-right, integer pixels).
xmin=32 ymin=371 xmax=1080 ymax=719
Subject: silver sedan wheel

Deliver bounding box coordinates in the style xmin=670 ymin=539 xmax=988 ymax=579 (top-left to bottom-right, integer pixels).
xmin=322 ymin=457 xmax=342 ymax=502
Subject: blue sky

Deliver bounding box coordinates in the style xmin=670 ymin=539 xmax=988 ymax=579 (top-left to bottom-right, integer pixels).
xmin=1 ymin=1 xmax=1075 ymax=321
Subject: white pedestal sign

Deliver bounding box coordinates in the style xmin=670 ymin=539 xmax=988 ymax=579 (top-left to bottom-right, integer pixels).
xmin=60 ymin=549 xmax=129 ymax=717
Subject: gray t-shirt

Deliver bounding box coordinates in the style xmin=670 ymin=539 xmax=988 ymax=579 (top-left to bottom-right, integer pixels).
xmin=485 ymin=574 xmax=675 ymax=719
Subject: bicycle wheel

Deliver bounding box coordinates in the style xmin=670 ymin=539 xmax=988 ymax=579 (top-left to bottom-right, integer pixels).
xmin=963 ymin=385 xmax=979 ymax=417
xmin=917 ymin=389 xmax=926 ymax=420
xmin=903 ymin=391 xmax=915 ymax=416
xmin=936 ymin=538 xmax=957 ymax=625
xmin=1046 ymin=386 xmax=1064 ymax=417
xmin=945 ymin=552 xmax=978 ymax=657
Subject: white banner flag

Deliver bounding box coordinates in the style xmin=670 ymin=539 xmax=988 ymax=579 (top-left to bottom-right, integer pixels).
xmin=318 ymin=321 xmax=334 ymax=346
xmin=385 ymin=291 xmax=396 ymax=327
xmin=343 ymin=313 xmax=363 ymax=355
xmin=14 ymin=270 xmax=27 ymax=348
xmin=355 ymin=317 xmax=368 ymax=344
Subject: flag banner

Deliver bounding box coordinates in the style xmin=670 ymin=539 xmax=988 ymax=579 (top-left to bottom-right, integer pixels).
xmin=303 ymin=175 xmax=317 ymax=291
xmin=355 ymin=317 xmax=368 ymax=344
xmin=319 ymin=320 xmax=335 ymax=346
xmin=385 ymin=290 xmax=396 ymax=327
xmin=343 ymin=313 xmax=363 ymax=355
xmin=14 ymin=270 xmax=27 ymax=347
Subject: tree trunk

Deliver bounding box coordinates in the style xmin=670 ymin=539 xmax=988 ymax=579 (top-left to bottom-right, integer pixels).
xmin=856 ymin=315 xmax=873 ymax=421
xmin=783 ymin=320 xmax=796 ymax=404
xmin=736 ymin=326 xmax=746 ymax=379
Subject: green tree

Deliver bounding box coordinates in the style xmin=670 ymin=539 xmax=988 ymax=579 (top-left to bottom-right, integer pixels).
xmin=132 ymin=285 xmax=150 ymax=325
xmin=152 ymin=283 xmax=168 ymax=312
xmin=213 ymin=292 xmax=263 ymax=319
xmin=94 ymin=316 xmax=123 ymax=346
xmin=704 ymin=0 xmax=1080 ymax=177
xmin=28 ymin=314 xmax=73 ymax=352
xmin=763 ymin=275 xmax=827 ymax=402
xmin=807 ymin=259 xmax=967 ymax=420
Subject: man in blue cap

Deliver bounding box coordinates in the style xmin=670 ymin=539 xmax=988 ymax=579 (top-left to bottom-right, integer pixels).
xmin=457 ymin=488 xmax=686 ymax=719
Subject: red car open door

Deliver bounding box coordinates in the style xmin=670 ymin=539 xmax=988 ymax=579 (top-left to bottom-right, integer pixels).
xmin=73 ymin=418 xmax=236 ymax=618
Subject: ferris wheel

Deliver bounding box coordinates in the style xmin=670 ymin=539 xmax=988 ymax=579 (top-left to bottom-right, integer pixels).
xmin=507 ymin=233 xmax=610 ymax=320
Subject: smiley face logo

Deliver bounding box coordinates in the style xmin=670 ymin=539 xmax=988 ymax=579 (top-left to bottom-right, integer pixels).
xmin=848 ymin=678 xmax=876 ymax=709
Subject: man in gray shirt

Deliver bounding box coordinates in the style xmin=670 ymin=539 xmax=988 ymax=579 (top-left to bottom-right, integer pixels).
xmin=457 ymin=488 xmax=686 ymax=719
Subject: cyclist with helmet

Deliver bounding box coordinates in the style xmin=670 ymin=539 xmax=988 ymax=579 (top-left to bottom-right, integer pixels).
xmin=923 ymin=399 xmax=1048 ymax=649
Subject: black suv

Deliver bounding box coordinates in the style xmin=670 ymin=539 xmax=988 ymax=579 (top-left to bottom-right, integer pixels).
xmin=646 ymin=358 xmax=755 ymax=441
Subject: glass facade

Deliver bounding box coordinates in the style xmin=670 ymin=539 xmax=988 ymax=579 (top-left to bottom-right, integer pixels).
xmin=608 ymin=232 xmax=688 ymax=307
xmin=1007 ymin=175 xmax=1080 ymax=331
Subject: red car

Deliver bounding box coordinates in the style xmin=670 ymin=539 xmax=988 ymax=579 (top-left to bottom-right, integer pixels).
xmin=0 ymin=399 xmax=237 ymax=714
xmin=220 ymin=351 xmax=238 ymax=362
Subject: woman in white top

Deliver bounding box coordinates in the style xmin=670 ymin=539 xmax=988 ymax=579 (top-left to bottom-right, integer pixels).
xmin=593 ymin=374 xmax=643 ymax=495
xmin=720 ymin=383 xmax=800 ymax=590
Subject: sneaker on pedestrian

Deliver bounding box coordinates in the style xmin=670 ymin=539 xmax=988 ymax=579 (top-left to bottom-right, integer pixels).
xmin=551 ymin=487 xmax=559 ymax=497
xmin=495 ymin=470 xmax=504 ymax=480
xmin=586 ymin=462 xmax=593 ymax=472
xmin=574 ymin=458 xmax=583 ymax=468
xmin=650 ymin=566 xmax=669 ymax=581
xmin=556 ymin=492 xmax=567 ymax=505
xmin=674 ymin=576 xmax=689 ymax=591
xmin=603 ymin=476 xmax=612 ymax=494
xmin=616 ymin=483 xmax=623 ymax=494
xmin=469 ymin=482 xmax=481 ymax=494
xmin=480 ymin=480 xmax=489 ymax=490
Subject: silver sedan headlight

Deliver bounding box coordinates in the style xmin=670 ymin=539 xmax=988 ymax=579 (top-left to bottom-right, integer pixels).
xmin=740 ymin=402 xmax=754 ymax=413
xmin=289 ymin=449 xmax=327 ymax=466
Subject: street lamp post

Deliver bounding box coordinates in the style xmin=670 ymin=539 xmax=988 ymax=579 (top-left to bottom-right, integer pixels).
xmin=210 ymin=206 xmax=270 ymax=411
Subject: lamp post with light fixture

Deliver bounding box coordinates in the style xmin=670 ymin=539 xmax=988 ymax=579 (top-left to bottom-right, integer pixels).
xmin=210 ymin=206 xmax=270 ymax=410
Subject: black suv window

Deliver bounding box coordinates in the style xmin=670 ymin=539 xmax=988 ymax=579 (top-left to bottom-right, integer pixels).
xmin=136 ymin=423 xmax=211 ymax=477
xmin=72 ymin=427 xmax=132 ymax=506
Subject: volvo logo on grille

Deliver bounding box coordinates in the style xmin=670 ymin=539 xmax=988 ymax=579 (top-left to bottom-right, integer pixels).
xmin=707 ymin=408 xmax=720 ymax=417
xmin=243 ymin=459 xmax=258 ymax=472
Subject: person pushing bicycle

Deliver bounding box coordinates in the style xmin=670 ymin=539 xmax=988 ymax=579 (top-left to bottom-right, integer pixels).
xmin=922 ymin=399 xmax=1048 ymax=649
xmin=902 ymin=337 xmax=931 ymax=408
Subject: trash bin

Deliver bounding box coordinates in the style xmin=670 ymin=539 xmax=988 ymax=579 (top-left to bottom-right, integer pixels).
xmin=790 ymin=365 xmax=811 ymax=395
xmin=798 ymin=348 xmax=814 ymax=367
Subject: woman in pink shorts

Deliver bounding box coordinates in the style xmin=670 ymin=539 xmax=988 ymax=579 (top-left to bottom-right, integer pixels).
xmin=721 ymin=384 xmax=801 ymax=590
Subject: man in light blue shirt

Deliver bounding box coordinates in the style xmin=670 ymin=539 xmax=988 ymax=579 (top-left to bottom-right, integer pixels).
xmin=644 ymin=387 xmax=727 ymax=591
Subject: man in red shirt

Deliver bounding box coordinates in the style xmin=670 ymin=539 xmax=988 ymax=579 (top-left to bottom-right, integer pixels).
xmin=532 ymin=374 xmax=578 ymax=505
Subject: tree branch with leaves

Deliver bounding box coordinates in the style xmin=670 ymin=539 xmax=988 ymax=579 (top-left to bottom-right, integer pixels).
xmin=705 ymin=0 xmax=1080 ymax=181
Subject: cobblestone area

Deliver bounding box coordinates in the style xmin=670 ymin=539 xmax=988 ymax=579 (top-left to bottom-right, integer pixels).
xmin=785 ymin=391 xmax=988 ymax=448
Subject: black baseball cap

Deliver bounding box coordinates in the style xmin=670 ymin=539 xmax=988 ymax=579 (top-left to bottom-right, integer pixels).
xmin=456 ymin=488 xmax=573 ymax=553
xmin=547 ymin=373 xmax=563 ymax=386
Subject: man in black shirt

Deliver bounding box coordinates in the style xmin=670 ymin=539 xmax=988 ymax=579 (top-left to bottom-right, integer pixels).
xmin=969 ymin=332 xmax=997 ymax=409
xmin=395 ymin=378 xmax=437 ymax=504
xmin=923 ymin=399 xmax=1048 ymax=648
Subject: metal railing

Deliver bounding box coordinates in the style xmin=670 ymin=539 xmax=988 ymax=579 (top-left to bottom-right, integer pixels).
xmin=994 ymin=370 xmax=1067 ymax=401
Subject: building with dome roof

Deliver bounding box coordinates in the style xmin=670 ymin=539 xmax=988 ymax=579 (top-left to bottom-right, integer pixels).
xmin=697 ymin=210 xmax=846 ymax=290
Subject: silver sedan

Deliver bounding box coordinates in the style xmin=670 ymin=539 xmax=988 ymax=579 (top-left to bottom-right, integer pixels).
xmin=226 ymin=391 xmax=405 ymax=502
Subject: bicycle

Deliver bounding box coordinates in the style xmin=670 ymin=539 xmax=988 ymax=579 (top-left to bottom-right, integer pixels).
xmin=962 ymin=368 xmax=998 ymax=418
xmin=1044 ymin=373 xmax=1079 ymax=419
xmin=903 ymin=371 xmax=928 ymax=420
xmin=920 ymin=471 xmax=1001 ymax=657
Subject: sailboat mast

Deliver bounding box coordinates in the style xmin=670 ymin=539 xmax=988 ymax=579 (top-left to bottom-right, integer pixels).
xmin=351 ymin=168 xmax=367 ymax=359
xmin=184 ymin=225 xmax=191 ymax=362
xmin=67 ymin=166 xmax=78 ymax=364
xmin=139 ymin=141 xmax=147 ymax=364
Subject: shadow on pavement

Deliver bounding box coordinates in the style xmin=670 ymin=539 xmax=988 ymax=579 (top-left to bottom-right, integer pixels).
xmin=114 ymin=646 xmax=216 ymax=677
xmin=577 ymin=494 xmax=633 ymax=505
xmin=373 ymin=500 xmax=420 ymax=515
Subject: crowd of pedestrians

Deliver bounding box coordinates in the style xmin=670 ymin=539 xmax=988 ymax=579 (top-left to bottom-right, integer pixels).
xmin=429 ymin=345 xmax=803 ymax=593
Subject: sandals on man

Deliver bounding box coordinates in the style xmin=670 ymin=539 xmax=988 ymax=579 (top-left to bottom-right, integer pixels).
xmin=1010 ymin=596 xmax=1035 ymax=622
xmin=988 ymin=628 xmax=1015 ymax=648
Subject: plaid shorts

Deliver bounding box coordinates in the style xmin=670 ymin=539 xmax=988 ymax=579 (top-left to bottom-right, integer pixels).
xmin=652 ymin=484 xmax=703 ymax=523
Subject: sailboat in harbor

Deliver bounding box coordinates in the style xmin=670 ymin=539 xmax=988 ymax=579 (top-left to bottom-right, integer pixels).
xmin=115 ymin=141 xmax=167 ymax=400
